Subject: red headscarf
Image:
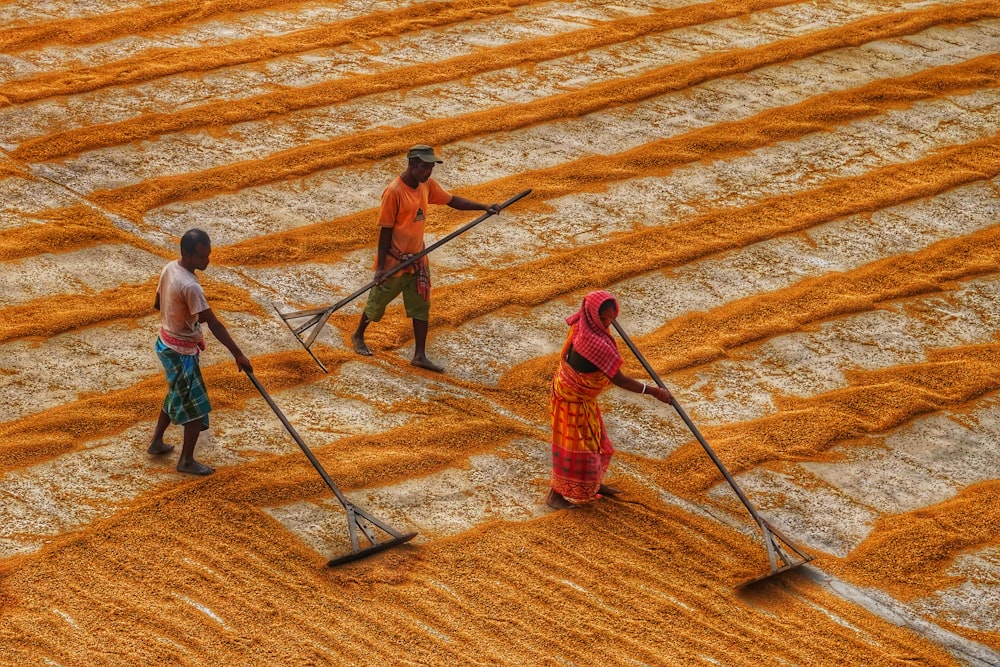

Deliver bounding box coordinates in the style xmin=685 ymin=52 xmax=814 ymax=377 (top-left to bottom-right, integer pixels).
xmin=566 ymin=290 xmax=622 ymax=378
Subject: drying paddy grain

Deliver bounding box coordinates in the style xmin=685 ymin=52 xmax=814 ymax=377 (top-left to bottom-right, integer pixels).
xmin=2 ymin=0 xmax=1000 ymax=665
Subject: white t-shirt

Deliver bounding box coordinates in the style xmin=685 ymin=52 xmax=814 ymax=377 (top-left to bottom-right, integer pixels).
xmin=157 ymin=260 xmax=209 ymax=354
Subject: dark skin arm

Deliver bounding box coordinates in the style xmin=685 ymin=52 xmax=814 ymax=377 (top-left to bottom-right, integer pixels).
xmin=568 ymin=346 xmax=672 ymax=402
xmin=198 ymin=308 xmax=253 ymax=373
xmin=611 ymin=370 xmax=672 ymax=403
xmin=448 ymin=195 xmax=501 ymax=215
xmin=157 ymin=293 xmax=252 ymax=372
xmin=373 ymin=226 xmax=394 ymax=285
xmin=373 ymin=196 xmax=499 ymax=284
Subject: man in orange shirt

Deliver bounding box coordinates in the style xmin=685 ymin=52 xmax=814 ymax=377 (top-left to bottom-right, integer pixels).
xmin=352 ymin=145 xmax=500 ymax=373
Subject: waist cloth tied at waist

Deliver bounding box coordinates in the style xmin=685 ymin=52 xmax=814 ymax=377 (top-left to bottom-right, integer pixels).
xmin=389 ymin=246 xmax=431 ymax=301
xmin=159 ymin=327 xmax=206 ymax=355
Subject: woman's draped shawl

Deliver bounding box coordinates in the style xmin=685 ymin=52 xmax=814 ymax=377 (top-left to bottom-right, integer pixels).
xmin=565 ymin=290 xmax=622 ymax=378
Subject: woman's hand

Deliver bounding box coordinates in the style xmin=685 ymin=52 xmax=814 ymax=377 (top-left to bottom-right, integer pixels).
xmin=651 ymin=385 xmax=672 ymax=403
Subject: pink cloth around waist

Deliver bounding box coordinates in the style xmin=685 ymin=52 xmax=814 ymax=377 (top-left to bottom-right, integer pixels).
xmin=159 ymin=327 xmax=205 ymax=355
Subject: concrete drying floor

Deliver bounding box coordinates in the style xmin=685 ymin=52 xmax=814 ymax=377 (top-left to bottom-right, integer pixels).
xmin=1 ymin=0 xmax=1000 ymax=664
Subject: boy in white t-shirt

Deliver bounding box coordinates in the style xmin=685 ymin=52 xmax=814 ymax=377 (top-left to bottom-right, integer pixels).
xmin=149 ymin=229 xmax=253 ymax=475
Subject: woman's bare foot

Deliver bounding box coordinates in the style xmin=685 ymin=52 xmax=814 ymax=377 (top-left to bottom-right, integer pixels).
xmin=352 ymin=333 xmax=372 ymax=356
xmin=411 ymin=356 xmax=444 ymax=373
xmin=176 ymin=459 xmax=215 ymax=475
xmin=598 ymin=484 xmax=622 ymax=497
xmin=147 ymin=439 xmax=174 ymax=455
xmin=545 ymin=489 xmax=576 ymax=510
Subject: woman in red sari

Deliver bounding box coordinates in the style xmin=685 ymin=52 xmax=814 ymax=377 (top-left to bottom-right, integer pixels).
xmin=546 ymin=291 xmax=672 ymax=509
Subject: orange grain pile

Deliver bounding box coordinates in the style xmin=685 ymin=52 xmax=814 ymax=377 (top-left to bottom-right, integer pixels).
xmin=0 ymin=350 xmax=328 ymax=473
xmin=84 ymin=4 xmax=1000 ymax=223
xmin=2 ymin=0 xmax=999 ymax=663
xmin=829 ymin=480 xmax=1000 ymax=602
xmin=0 ymin=479 xmax=963 ymax=666
xmin=0 ymin=273 xmax=265 ymax=344
xmin=311 ymin=139 xmax=1000 ymax=374
xmin=13 ymin=0 xmax=796 ymax=162
xmin=648 ymin=343 xmax=1000 ymax=496
xmin=489 ymin=223 xmax=1000 ymax=423
xmin=0 ymin=161 xmax=26 ymax=180
xmin=214 ymin=48 xmax=1000 ymax=267
xmin=0 ymin=205 xmax=165 ymax=262
xmin=0 ymin=0 xmax=536 ymax=107
xmin=0 ymin=0 xmax=313 ymax=53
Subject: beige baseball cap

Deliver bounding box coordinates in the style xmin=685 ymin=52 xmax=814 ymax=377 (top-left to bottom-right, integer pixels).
xmin=407 ymin=144 xmax=443 ymax=163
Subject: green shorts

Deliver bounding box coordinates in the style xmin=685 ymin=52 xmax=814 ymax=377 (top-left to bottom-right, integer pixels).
xmin=363 ymin=272 xmax=430 ymax=322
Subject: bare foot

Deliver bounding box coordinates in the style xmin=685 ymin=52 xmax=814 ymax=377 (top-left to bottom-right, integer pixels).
xmin=598 ymin=484 xmax=622 ymax=497
xmin=176 ymin=459 xmax=215 ymax=475
xmin=352 ymin=333 xmax=372 ymax=356
xmin=411 ymin=356 xmax=444 ymax=373
xmin=147 ymin=439 xmax=174 ymax=455
xmin=545 ymin=489 xmax=576 ymax=510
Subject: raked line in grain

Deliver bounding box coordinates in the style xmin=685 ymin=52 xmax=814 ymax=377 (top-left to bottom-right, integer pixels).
xmin=493 ymin=222 xmax=1000 ymax=419
xmin=319 ymin=134 xmax=1000 ymax=354
xmin=0 ymin=0 xmax=328 ymax=54
xmin=0 ymin=0 xmax=542 ymax=107
xmin=650 ymin=341 xmax=1000 ymax=495
xmin=79 ymin=4 xmax=1000 ymax=221
xmin=10 ymin=0 xmax=804 ymax=160
xmin=212 ymin=50 xmax=1000 ymax=267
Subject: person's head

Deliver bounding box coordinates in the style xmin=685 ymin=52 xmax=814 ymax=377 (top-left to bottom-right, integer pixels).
xmin=598 ymin=298 xmax=617 ymax=329
xmin=579 ymin=290 xmax=618 ymax=330
xmin=404 ymin=145 xmax=443 ymax=183
xmin=180 ymin=228 xmax=211 ymax=272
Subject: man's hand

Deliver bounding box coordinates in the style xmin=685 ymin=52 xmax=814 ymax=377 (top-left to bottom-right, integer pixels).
xmin=486 ymin=203 xmax=502 ymax=215
xmin=653 ymin=386 xmax=673 ymax=403
xmin=235 ymin=353 xmax=253 ymax=374
xmin=374 ymin=268 xmax=388 ymax=285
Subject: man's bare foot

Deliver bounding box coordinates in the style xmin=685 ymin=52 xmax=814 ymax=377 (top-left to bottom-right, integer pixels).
xmin=598 ymin=484 xmax=622 ymax=497
xmin=411 ymin=356 xmax=444 ymax=373
xmin=352 ymin=334 xmax=372 ymax=356
xmin=147 ymin=439 xmax=174 ymax=455
xmin=177 ymin=459 xmax=215 ymax=475
xmin=545 ymin=489 xmax=576 ymax=510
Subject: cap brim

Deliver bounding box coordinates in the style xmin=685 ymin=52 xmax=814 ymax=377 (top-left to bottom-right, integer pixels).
xmin=415 ymin=155 xmax=443 ymax=163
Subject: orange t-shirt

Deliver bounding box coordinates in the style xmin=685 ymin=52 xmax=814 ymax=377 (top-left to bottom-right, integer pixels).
xmin=377 ymin=176 xmax=452 ymax=273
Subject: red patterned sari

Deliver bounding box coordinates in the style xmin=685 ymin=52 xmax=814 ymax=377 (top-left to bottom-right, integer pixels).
xmin=549 ymin=328 xmax=614 ymax=501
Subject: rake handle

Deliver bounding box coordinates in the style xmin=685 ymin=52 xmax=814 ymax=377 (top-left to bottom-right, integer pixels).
xmin=244 ymin=370 xmax=351 ymax=508
xmin=246 ymin=371 xmax=416 ymax=554
xmin=380 ymin=187 xmax=533 ymax=280
xmin=287 ymin=188 xmax=533 ymax=324
xmin=611 ymin=319 xmax=770 ymax=529
xmin=295 ymin=188 xmax=532 ymax=349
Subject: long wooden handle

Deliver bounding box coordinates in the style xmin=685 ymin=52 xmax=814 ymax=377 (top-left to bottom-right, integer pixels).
xmin=292 ymin=188 xmax=531 ymax=349
xmin=245 ymin=370 xmax=350 ymax=508
xmin=611 ymin=319 xmax=770 ymax=528
xmin=285 ymin=188 xmax=533 ymax=323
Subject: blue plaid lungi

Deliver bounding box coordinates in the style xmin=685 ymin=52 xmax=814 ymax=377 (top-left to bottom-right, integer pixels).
xmin=156 ymin=337 xmax=211 ymax=428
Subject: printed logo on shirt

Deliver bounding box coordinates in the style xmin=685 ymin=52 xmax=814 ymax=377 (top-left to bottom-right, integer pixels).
xmin=414 ymin=207 xmax=425 ymax=223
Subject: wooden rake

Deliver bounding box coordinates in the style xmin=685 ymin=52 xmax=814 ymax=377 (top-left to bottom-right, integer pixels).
xmin=246 ymin=371 xmax=417 ymax=566
xmin=612 ymin=320 xmax=813 ymax=587
xmin=275 ymin=188 xmax=533 ymax=372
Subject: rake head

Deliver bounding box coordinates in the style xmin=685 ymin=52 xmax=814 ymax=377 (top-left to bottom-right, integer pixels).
xmin=274 ymin=303 xmax=329 ymax=372
xmin=735 ymin=519 xmax=814 ymax=588
xmin=327 ymin=532 xmax=419 ymax=567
